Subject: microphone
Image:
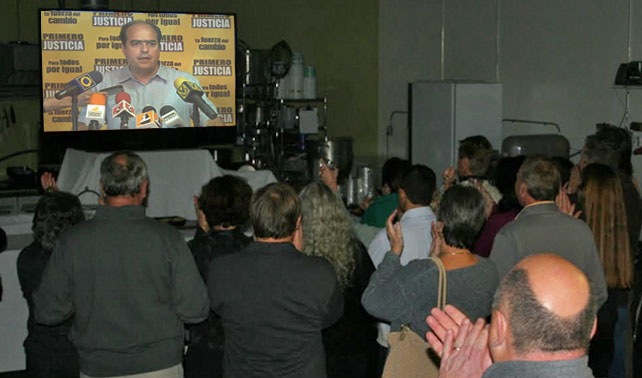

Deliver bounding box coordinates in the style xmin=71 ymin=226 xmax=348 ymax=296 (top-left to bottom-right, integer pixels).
xmin=112 ymin=92 xmax=136 ymax=129
xmin=55 ymin=71 xmax=103 ymax=99
xmin=173 ymin=78 xmax=218 ymax=120
xmin=135 ymin=105 xmax=161 ymax=128
xmin=85 ymin=93 xmax=106 ymax=130
xmin=159 ymin=105 xmax=187 ymax=128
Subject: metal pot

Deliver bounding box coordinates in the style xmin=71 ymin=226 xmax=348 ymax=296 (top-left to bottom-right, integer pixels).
xmin=306 ymin=137 xmax=354 ymax=181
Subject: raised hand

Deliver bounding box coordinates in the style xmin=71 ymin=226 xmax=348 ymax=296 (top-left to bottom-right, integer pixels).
xmin=442 ymin=167 xmax=456 ymax=190
xmin=425 ymin=304 xmax=470 ymax=356
xmin=438 ymin=318 xmax=492 ymax=378
xmin=319 ymin=159 xmax=339 ymax=192
xmin=429 ymin=221 xmax=444 ymax=257
xmin=40 ymin=172 xmax=59 ymax=192
xmin=385 ymin=209 xmax=403 ymax=256
xmin=555 ymin=187 xmax=581 ymax=218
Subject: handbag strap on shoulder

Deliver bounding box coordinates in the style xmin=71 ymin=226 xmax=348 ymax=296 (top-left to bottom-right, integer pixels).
xmin=429 ymin=256 xmax=447 ymax=309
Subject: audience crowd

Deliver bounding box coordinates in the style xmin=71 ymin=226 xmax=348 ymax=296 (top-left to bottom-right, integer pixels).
xmin=11 ymin=124 xmax=642 ymax=378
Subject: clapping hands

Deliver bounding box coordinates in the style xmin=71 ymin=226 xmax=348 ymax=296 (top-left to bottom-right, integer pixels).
xmin=385 ymin=209 xmax=403 ymax=256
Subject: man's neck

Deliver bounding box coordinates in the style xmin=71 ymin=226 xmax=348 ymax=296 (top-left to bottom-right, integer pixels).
xmin=521 ymin=198 xmax=554 ymax=208
xmin=105 ymin=196 xmax=142 ymax=207
xmin=403 ymin=203 xmax=426 ymax=212
xmin=255 ymin=236 xmax=294 ymax=244
xmin=130 ymin=64 xmax=160 ymax=84
xmin=513 ymin=349 xmax=586 ymax=363
xmin=213 ymin=225 xmax=236 ymax=231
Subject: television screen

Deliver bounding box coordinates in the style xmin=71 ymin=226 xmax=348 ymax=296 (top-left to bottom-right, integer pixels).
xmin=40 ymin=9 xmax=236 ymax=132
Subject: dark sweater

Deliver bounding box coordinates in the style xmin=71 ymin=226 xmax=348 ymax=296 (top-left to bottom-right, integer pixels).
xmin=362 ymin=253 xmax=499 ymax=337
xmin=185 ymin=229 xmax=251 ymax=378
xmin=322 ymin=240 xmax=378 ymax=378
xmin=209 ymin=241 xmax=344 ymax=378
xmin=33 ymin=205 xmax=209 ymax=377
xmin=17 ymin=241 xmax=78 ymax=360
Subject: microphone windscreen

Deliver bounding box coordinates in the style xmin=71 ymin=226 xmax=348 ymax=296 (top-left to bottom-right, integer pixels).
xmin=173 ymin=77 xmax=189 ymax=89
xmin=88 ymin=93 xmax=106 ymax=105
xmin=142 ymin=105 xmax=156 ymax=113
xmin=160 ymin=105 xmax=175 ymax=117
xmin=115 ymin=91 xmax=131 ymax=103
xmin=87 ymin=71 xmax=104 ymax=84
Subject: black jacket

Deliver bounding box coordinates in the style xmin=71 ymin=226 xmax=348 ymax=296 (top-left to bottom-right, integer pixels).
xmin=17 ymin=241 xmax=77 ymax=356
xmin=209 ymin=241 xmax=343 ymax=378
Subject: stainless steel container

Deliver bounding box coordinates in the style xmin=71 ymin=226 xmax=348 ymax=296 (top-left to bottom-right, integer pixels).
xmin=307 ymin=137 xmax=354 ymax=181
xmin=356 ymin=165 xmax=375 ymax=203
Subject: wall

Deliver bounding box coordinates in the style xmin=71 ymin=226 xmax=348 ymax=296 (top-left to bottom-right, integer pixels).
xmin=0 ymin=0 xmax=379 ymax=176
xmin=379 ymin=0 xmax=642 ymax=182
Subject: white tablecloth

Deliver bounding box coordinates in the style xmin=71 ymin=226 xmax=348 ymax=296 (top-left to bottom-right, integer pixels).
xmin=0 ymin=244 xmax=30 ymax=372
xmin=57 ymin=148 xmax=277 ymax=220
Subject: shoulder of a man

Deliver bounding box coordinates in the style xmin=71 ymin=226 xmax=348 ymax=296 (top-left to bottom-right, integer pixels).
xmin=161 ymin=65 xmax=199 ymax=84
xmin=367 ymin=227 xmax=390 ymax=267
xmin=98 ymin=67 xmax=127 ymax=88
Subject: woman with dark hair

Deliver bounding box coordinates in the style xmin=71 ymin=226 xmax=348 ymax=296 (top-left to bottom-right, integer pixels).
xmin=185 ymin=174 xmax=253 ymax=378
xmin=17 ymin=191 xmax=84 ymax=378
xmin=575 ymin=164 xmax=633 ymax=377
xmin=361 ymin=185 xmax=499 ymax=363
xmin=474 ymin=155 xmax=524 ymax=257
xmin=299 ymin=182 xmax=378 ymax=378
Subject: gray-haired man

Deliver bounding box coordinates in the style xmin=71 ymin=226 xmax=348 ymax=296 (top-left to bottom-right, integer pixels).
xmin=34 ymin=151 xmax=209 ymax=378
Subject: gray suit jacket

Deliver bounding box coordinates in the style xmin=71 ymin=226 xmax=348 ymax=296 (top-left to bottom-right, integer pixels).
xmin=489 ymin=202 xmax=608 ymax=307
xmin=482 ymin=356 xmax=594 ymax=378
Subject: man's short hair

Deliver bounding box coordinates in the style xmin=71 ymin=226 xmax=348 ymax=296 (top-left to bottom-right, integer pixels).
xmin=583 ymin=134 xmax=620 ymax=173
xmin=100 ymin=151 xmax=148 ymax=197
xmin=438 ymin=185 xmax=486 ymax=250
xmin=517 ymin=155 xmax=560 ymax=201
xmin=198 ymin=175 xmax=253 ymax=229
xmin=119 ymin=20 xmax=163 ymax=44
xmin=493 ymin=268 xmax=596 ymax=354
xmin=459 ymin=136 xmax=494 ymax=177
xmin=459 ymin=135 xmax=492 ymax=154
xmin=250 ymin=182 xmax=301 ymax=239
xmin=399 ymin=165 xmax=436 ymax=206
xmin=381 ymin=157 xmax=412 ymax=193
xmin=550 ymin=156 xmax=574 ymax=186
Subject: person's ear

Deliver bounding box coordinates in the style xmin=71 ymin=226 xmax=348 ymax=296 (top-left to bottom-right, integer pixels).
xmin=398 ymin=188 xmax=408 ymax=205
xmin=293 ymin=215 xmax=304 ymax=251
xmin=518 ymin=181 xmax=529 ymax=199
xmin=98 ymin=181 xmax=107 ymax=205
xmin=140 ymin=179 xmax=149 ymax=200
xmin=590 ymin=317 xmax=598 ymax=340
xmin=489 ymin=309 xmax=509 ymax=361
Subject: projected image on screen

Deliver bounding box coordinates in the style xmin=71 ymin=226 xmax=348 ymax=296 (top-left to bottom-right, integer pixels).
xmin=40 ymin=10 xmax=236 ymax=132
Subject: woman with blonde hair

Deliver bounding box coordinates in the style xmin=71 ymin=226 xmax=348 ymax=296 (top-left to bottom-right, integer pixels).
xmin=578 ymin=163 xmax=633 ymax=377
xmin=299 ymin=181 xmax=378 ymax=378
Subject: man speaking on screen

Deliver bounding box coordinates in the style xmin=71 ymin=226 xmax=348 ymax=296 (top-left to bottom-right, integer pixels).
xmin=80 ymin=20 xmax=223 ymax=129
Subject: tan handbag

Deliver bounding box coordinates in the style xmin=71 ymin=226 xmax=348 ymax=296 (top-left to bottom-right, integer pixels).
xmin=382 ymin=256 xmax=447 ymax=378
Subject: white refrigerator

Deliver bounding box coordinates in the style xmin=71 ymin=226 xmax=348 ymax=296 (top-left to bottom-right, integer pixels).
xmin=408 ymin=81 xmax=502 ymax=187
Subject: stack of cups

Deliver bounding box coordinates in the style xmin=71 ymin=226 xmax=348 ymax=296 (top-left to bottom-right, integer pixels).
xmin=287 ymin=53 xmax=304 ymax=99
xmin=304 ymin=65 xmax=317 ymax=99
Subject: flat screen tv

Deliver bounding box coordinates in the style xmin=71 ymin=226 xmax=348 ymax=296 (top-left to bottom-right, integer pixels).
xmin=38 ymin=9 xmax=237 ymax=163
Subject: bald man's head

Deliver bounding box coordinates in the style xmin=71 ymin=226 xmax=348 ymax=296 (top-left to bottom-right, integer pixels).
xmin=492 ymin=254 xmax=596 ymax=355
